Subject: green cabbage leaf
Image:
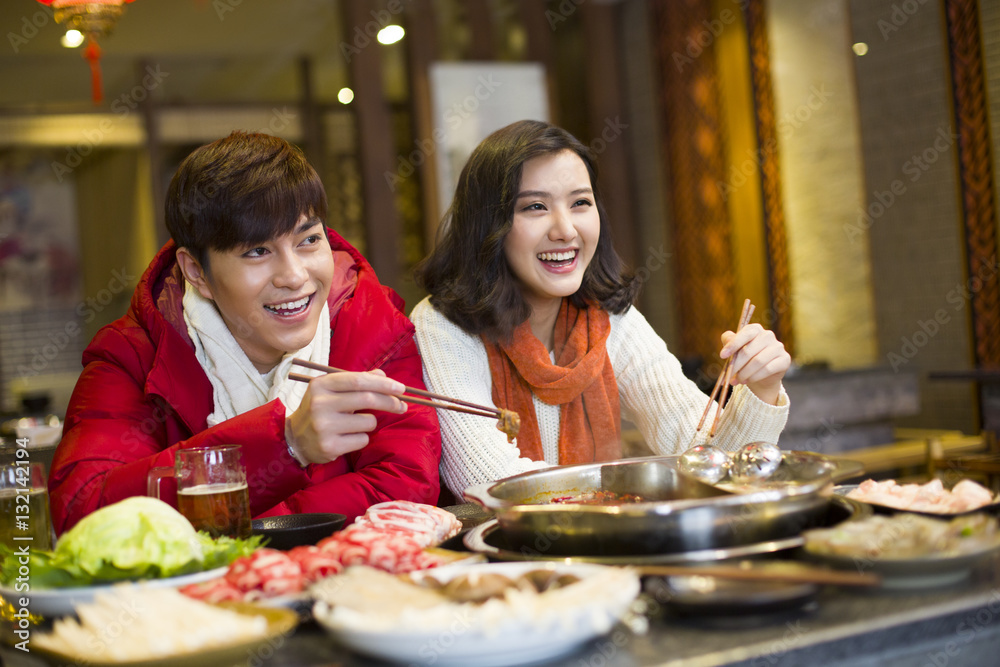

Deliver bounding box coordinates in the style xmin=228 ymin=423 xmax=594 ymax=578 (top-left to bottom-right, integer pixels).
xmin=0 ymin=497 xmax=261 ymax=588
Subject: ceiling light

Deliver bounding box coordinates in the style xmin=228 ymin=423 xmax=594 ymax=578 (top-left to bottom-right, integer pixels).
xmin=61 ymin=29 xmax=85 ymax=48
xmin=377 ymin=25 xmax=404 ymax=45
xmin=338 ymin=88 xmax=355 ymax=105
xmin=852 ymin=42 xmax=869 ymax=56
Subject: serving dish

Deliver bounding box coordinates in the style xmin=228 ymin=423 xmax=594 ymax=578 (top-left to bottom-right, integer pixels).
xmin=800 ymin=511 xmax=1000 ymax=588
xmin=28 ymin=602 xmax=297 ymax=667
xmin=463 ymin=452 xmax=863 ymax=556
xmin=834 ymin=484 xmax=1000 ymax=518
xmin=0 ymin=566 xmax=229 ymax=618
xmin=464 ymin=495 xmax=868 ymax=565
xmin=647 ymin=572 xmax=819 ymax=615
xmin=801 ymin=540 xmax=1000 ymax=588
xmin=465 ymin=518 xmax=805 ymax=565
xmin=254 ymin=591 xmax=314 ymax=619
xmin=251 ymin=512 xmax=346 ymax=550
xmin=312 ymin=561 xmax=640 ymax=667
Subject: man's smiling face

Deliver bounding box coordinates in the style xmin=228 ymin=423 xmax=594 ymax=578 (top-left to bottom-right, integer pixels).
xmin=194 ymin=215 xmax=333 ymax=373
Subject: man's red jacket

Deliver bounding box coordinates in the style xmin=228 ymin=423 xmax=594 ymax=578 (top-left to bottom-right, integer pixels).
xmin=49 ymin=228 xmax=441 ymax=534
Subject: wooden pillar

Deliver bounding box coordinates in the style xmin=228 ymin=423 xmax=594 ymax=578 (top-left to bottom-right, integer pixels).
xmin=649 ymin=1 xmax=735 ymax=363
xmin=404 ymin=0 xmax=442 ymax=247
xmin=137 ymin=58 xmax=167 ymax=248
xmin=743 ymin=0 xmax=794 ymax=355
xmin=465 ymin=1 xmax=495 ymax=60
xmin=298 ymin=57 xmax=326 ymax=185
xmin=944 ymin=0 xmax=1000 ymax=368
xmin=517 ymin=0 xmax=559 ymax=122
xmin=580 ymin=3 xmax=637 ymax=267
xmin=342 ymin=0 xmax=401 ymax=288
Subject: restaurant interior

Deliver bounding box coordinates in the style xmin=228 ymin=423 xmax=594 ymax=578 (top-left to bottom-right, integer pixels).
xmin=1 ymin=0 xmax=998 ymax=482
xmin=2 ymin=2 xmax=1000 ymax=666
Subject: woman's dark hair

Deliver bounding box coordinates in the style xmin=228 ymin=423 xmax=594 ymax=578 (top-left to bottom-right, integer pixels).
xmin=165 ymin=131 xmax=327 ymax=271
xmin=414 ymin=119 xmax=638 ymax=341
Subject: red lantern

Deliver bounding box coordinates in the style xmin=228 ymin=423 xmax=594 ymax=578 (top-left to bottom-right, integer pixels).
xmin=36 ymin=0 xmax=139 ymax=104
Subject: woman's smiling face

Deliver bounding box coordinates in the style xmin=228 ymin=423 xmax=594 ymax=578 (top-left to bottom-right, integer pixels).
xmin=192 ymin=215 xmax=333 ymax=372
xmin=503 ymin=149 xmax=601 ymax=312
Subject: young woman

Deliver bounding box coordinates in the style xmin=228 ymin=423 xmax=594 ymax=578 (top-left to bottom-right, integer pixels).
xmin=50 ymin=131 xmax=441 ymax=532
xmin=412 ymin=120 xmax=790 ymax=498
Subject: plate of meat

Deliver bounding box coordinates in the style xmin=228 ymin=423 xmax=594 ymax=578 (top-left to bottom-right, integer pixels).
xmin=180 ymin=501 xmax=468 ymax=616
xmin=801 ymin=512 xmax=1000 ymax=588
xmin=179 ymin=548 xmax=326 ymax=618
xmin=836 ymin=478 xmax=1000 ymax=516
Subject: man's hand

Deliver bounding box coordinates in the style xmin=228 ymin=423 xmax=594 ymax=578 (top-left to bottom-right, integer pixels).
xmin=285 ymin=369 xmax=407 ymax=465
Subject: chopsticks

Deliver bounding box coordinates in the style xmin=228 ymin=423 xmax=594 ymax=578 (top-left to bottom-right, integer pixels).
xmin=694 ymin=298 xmax=756 ymax=440
xmin=288 ymin=358 xmax=501 ymax=419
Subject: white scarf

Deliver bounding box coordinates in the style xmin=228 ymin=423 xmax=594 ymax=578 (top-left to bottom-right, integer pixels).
xmin=182 ymin=282 xmax=331 ymax=427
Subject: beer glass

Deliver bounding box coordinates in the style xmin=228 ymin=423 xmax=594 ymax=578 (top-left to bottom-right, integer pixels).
xmin=148 ymin=444 xmax=251 ymax=539
xmin=1 ymin=461 xmax=54 ymax=551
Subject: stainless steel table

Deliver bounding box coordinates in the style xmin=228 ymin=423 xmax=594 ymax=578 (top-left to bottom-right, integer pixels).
xmin=5 ymin=507 xmax=1000 ymax=667
xmin=6 ymin=554 xmax=999 ymax=667
xmin=256 ymin=551 xmax=1000 ymax=667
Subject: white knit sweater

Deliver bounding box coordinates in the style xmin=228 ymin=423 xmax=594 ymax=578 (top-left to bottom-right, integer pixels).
xmin=410 ymin=297 xmax=790 ymax=497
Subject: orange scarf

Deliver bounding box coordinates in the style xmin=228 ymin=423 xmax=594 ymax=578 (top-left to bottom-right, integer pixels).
xmin=484 ymin=300 xmax=621 ymax=464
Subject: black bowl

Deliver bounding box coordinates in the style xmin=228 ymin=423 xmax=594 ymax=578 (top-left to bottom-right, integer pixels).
xmin=251 ymin=513 xmax=346 ymax=550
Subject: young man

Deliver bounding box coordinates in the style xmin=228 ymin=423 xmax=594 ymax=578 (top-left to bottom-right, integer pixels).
xmin=49 ymin=131 xmax=441 ymax=533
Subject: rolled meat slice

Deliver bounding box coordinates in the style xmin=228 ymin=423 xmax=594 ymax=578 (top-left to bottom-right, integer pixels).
xmin=355 ymin=500 xmax=463 ymax=547
xmin=224 ymin=548 xmax=305 ymax=597
xmin=287 ymin=545 xmax=344 ymax=582
xmin=318 ymin=525 xmax=447 ymax=574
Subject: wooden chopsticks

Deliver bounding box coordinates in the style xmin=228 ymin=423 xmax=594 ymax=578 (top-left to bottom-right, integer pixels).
xmin=634 ymin=562 xmax=881 ymax=587
xmin=288 ymin=358 xmax=501 ymax=419
xmin=695 ymin=298 xmax=756 ymax=439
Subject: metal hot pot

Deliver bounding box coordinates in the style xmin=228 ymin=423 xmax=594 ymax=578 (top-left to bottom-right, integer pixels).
xmin=462 ymin=452 xmax=863 ymax=557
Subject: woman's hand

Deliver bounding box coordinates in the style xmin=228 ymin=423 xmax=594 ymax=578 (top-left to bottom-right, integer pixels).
xmin=719 ymin=323 xmax=791 ymax=405
xmin=285 ymin=369 xmax=407 ymax=465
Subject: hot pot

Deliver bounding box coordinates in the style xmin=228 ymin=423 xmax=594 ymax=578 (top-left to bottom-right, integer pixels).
xmin=462 ymin=452 xmax=863 ymax=557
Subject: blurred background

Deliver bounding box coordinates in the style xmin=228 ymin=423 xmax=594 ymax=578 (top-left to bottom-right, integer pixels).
xmin=0 ymin=0 xmax=997 ymax=469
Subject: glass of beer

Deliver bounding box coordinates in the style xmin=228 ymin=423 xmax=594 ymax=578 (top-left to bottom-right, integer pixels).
xmin=0 ymin=461 xmax=54 ymax=551
xmin=147 ymin=444 xmax=251 ymax=539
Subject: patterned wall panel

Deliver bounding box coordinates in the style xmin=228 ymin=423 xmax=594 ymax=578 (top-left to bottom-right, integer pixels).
xmin=766 ymin=0 xmax=876 ymax=370
xmin=849 ymin=0 xmax=975 ymax=432
xmin=649 ymin=1 xmax=737 ymax=366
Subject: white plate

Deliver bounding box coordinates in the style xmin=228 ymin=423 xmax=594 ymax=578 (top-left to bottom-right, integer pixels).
xmin=0 ymin=567 xmax=229 ymax=618
xmin=312 ymin=561 xmax=641 ymax=666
